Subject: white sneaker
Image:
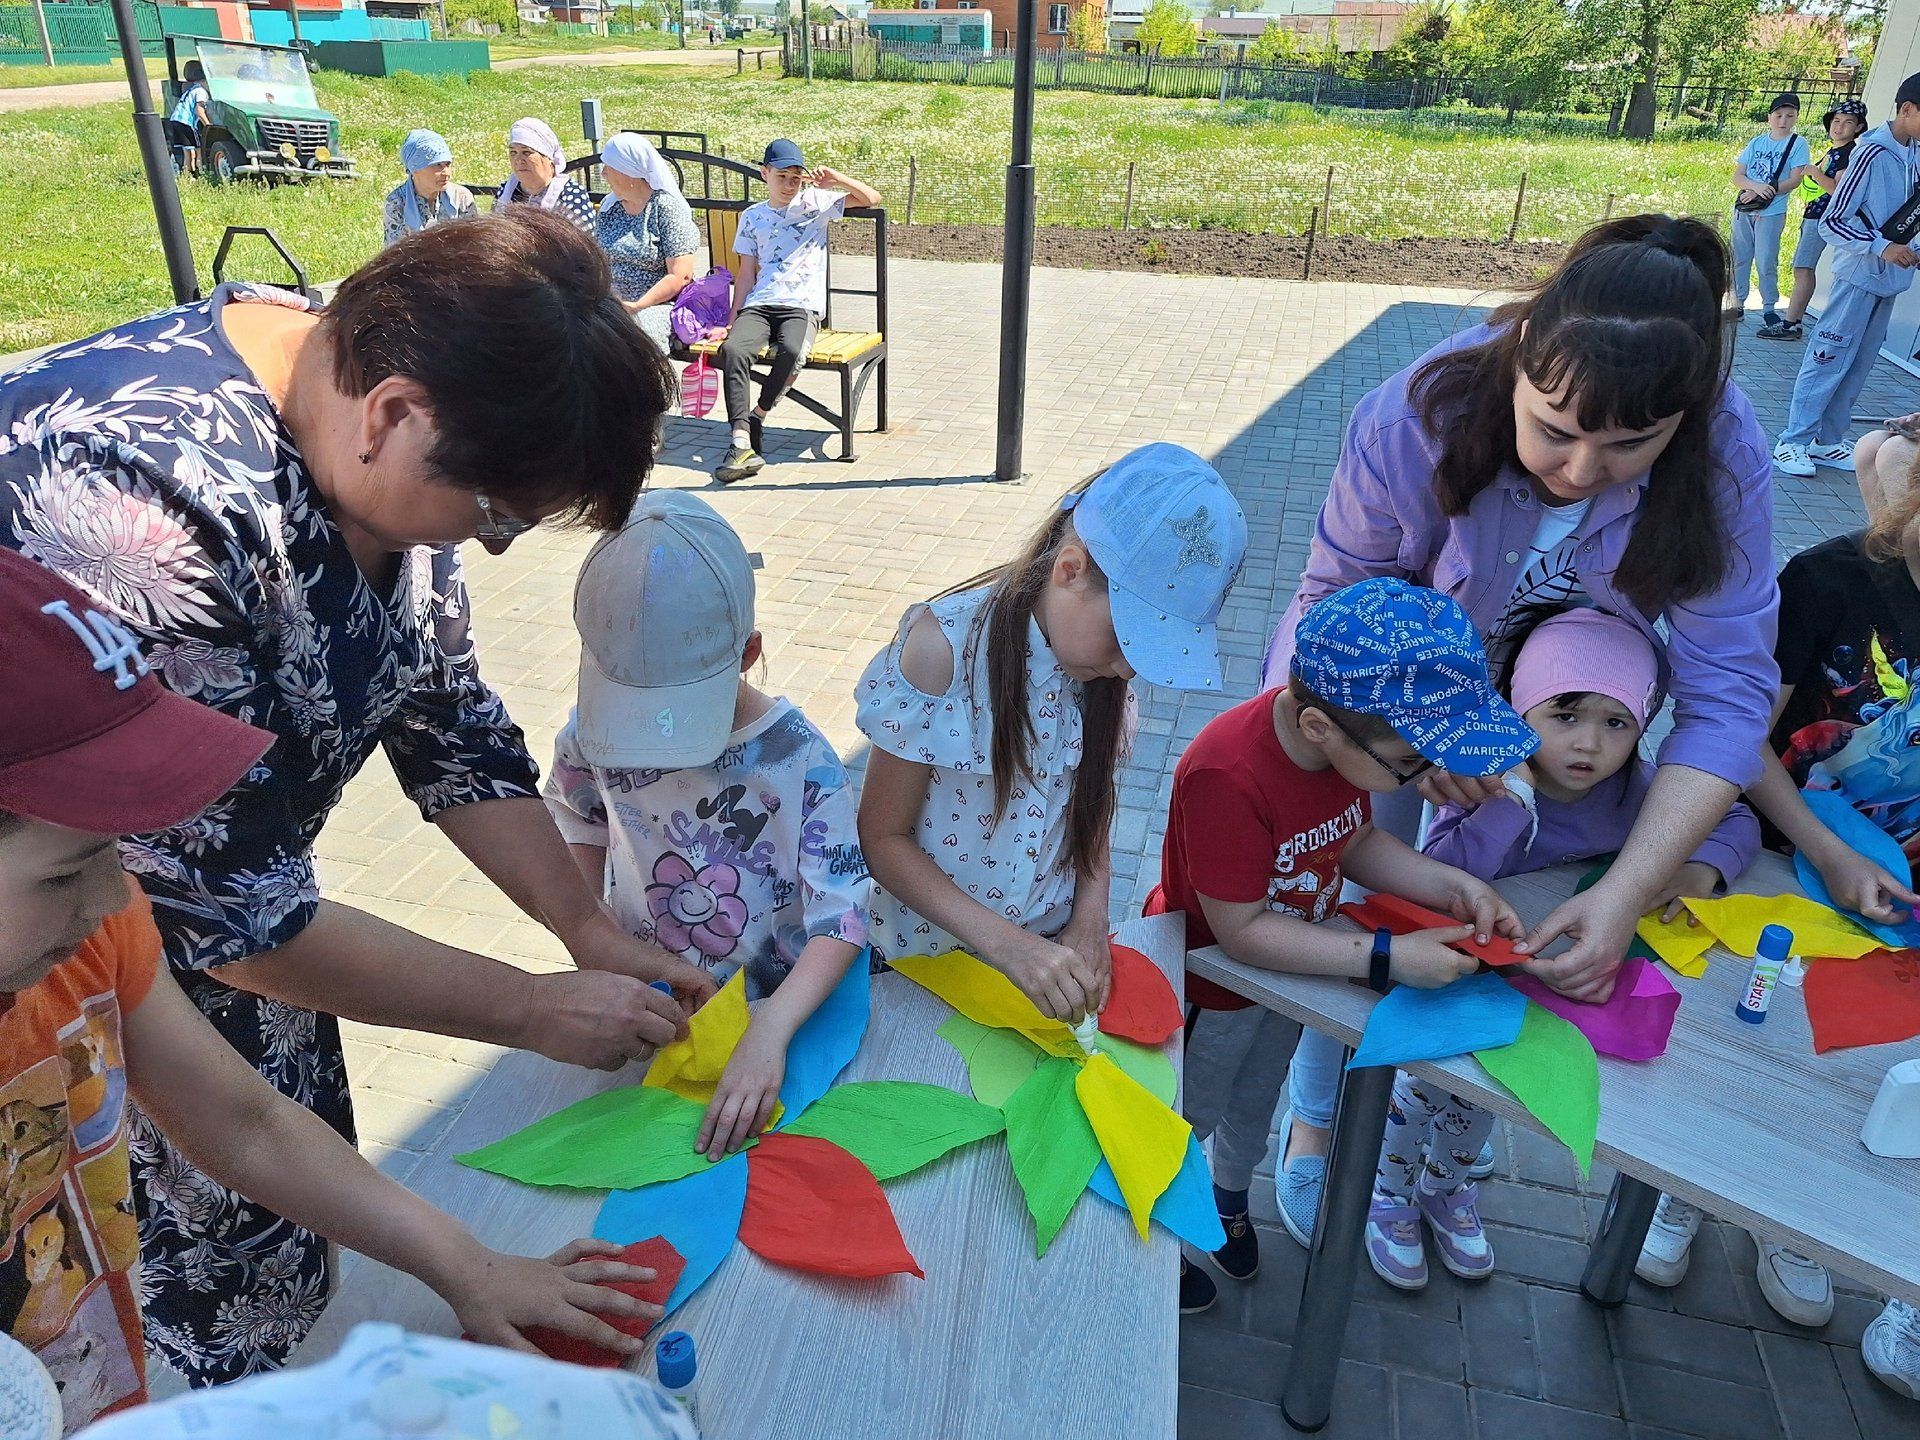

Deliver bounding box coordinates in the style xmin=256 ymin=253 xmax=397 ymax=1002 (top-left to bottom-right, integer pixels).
xmin=1773 ymin=442 xmax=1816 ymax=478
xmin=1753 ymin=1238 xmax=1834 ymax=1326
xmin=1864 ymin=1299 xmax=1920 ymax=1400
xmin=1809 ymin=440 xmax=1856 ymax=471
xmin=1466 ymin=1136 xmax=1497 ymax=1180
xmin=1635 ymin=1193 xmax=1703 ymax=1287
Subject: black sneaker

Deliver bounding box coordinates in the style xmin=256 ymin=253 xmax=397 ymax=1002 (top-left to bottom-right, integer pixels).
xmin=1179 ymin=1256 xmax=1218 ymax=1314
xmin=1209 ymin=1210 xmax=1260 ymax=1280
xmin=1758 ymin=318 xmax=1803 ymax=341
xmin=714 ymin=444 xmax=763 ymax=484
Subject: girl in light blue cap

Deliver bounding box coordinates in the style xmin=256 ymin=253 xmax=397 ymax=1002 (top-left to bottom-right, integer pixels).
xmin=382 ymin=128 xmax=477 ymax=246
xmin=856 ymin=443 xmax=1248 ymax=1024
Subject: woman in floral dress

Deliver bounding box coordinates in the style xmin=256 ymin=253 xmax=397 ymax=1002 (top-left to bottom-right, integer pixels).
xmin=0 ymin=210 xmax=714 ymax=1384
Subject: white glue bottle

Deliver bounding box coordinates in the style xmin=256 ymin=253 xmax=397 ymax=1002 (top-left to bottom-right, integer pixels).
xmin=656 ymin=1331 xmax=699 ymax=1427
xmin=1736 ymin=924 xmax=1792 ymax=1024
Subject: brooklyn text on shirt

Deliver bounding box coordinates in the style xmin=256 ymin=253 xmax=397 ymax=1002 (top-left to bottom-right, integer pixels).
xmin=1273 ymin=797 xmax=1367 ymax=873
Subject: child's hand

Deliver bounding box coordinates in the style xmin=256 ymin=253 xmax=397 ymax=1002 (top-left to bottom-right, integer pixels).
xmin=705 ymin=324 xmax=730 ymax=342
xmin=1437 ymin=875 xmax=1529 ymax=948
xmin=1499 ymin=760 xmax=1537 ymax=803
xmin=1387 ymin=927 xmax=1481 ymax=988
xmin=445 ymin=1238 xmax=661 ymax=1358
xmin=1057 ymin=912 xmax=1114 ymax=1013
xmin=699 ymin=1025 xmax=786 ymax=1157
xmin=1002 ymin=931 xmax=1100 ymax=1022
xmin=1650 ymin=861 xmax=1723 ymax=924
xmin=1813 ymin=845 xmax=1920 ymax=923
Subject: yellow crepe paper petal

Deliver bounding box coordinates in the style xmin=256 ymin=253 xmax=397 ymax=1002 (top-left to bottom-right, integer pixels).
xmin=1074 ymin=1052 xmax=1191 ymax=1239
xmin=890 ymin=951 xmax=1083 ymax=1058
xmin=1682 ymin=892 xmax=1882 ymax=961
xmin=643 ymin=971 xmax=781 ymax=1125
xmin=1636 ymin=909 xmax=1714 ymax=978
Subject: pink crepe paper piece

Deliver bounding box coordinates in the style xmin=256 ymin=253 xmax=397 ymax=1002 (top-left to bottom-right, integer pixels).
xmin=1503 ymin=955 xmax=1680 ymax=1061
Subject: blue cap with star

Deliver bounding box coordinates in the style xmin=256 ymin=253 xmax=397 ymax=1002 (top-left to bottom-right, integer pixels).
xmin=1066 ymin=442 xmax=1248 ymax=690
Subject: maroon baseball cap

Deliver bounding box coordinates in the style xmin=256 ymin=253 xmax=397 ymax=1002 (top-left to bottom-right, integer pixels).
xmin=0 ymin=551 xmax=272 ymax=834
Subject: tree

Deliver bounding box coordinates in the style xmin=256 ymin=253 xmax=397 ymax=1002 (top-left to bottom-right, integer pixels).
xmin=1067 ymin=1 xmax=1105 ymax=53
xmin=1575 ymin=0 xmax=1762 ymax=138
xmin=1248 ymin=20 xmax=1302 ymax=65
xmin=1135 ymin=0 xmax=1197 ymax=57
xmin=1444 ymin=0 xmax=1576 ymax=120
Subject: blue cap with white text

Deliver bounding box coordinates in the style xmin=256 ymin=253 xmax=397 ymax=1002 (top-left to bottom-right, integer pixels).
xmin=1290 ymin=578 xmax=1537 ymax=777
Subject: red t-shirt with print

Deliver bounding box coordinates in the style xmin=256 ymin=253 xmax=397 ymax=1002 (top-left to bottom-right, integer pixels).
xmin=0 ymin=884 xmax=158 ymax=1431
xmin=1146 ymin=690 xmax=1370 ymax=1010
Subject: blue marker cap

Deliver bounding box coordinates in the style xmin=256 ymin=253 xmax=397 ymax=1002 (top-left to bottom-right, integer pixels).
xmin=649 ymin=980 xmax=675 ymax=997
xmin=1757 ymin=925 xmax=1794 ymax=962
xmin=657 ymin=1331 xmax=697 ymax=1390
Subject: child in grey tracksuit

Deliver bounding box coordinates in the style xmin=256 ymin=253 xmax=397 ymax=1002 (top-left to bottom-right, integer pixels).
xmin=1775 ymin=78 xmax=1920 ymax=477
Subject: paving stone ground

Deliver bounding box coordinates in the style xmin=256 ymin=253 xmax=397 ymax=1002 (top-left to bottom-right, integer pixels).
xmin=307 ymin=258 xmax=1920 ymax=1438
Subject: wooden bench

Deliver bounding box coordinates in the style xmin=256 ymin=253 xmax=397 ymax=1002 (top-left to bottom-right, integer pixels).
xmin=529 ymin=132 xmax=892 ymax=462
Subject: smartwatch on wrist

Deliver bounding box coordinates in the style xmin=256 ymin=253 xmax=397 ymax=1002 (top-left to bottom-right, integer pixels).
xmin=1368 ymin=927 xmax=1393 ymax=994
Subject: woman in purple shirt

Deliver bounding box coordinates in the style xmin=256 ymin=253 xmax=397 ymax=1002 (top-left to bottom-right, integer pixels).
xmin=1260 ymin=216 xmax=1780 ymax=1241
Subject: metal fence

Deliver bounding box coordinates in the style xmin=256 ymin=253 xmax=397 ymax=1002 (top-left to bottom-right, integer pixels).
xmin=824 ymin=152 xmax=1743 ymax=249
xmin=0 ymin=0 xmax=220 ymax=53
xmin=795 ymin=38 xmax=1864 ymax=137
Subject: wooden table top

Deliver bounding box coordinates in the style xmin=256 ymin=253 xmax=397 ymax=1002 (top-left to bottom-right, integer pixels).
xmin=1188 ymin=852 xmax=1920 ymax=1305
xmin=298 ymin=913 xmax=1187 ymax=1439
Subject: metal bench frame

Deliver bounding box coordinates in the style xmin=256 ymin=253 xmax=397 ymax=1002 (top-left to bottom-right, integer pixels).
xmin=512 ymin=131 xmax=892 ymax=463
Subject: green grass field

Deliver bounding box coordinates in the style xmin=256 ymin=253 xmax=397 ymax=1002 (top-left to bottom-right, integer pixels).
xmin=1 ymin=66 xmax=1759 ymax=352
xmin=0 ymin=58 xmax=166 ymax=88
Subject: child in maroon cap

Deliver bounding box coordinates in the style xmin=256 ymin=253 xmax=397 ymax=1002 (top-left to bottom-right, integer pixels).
xmin=0 ymin=552 xmax=660 ymax=1431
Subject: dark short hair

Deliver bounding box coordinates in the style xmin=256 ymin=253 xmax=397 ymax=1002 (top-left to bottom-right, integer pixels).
xmin=320 ymin=207 xmax=671 ymax=531
xmin=1288 ymin=677 xmax=1404 ymax=748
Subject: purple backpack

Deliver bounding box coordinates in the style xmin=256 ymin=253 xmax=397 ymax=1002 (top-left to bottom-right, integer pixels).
xmin=671 ymin=267 xmax=733 ymax=345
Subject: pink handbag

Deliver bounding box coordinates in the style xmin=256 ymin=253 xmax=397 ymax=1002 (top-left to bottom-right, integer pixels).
xmin=682 ymin=347 xmax=719 ymax=418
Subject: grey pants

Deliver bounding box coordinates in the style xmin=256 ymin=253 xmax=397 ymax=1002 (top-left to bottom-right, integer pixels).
xmin=1780 ymin=281 xmax=1898 ymax=449
xmin=720 ymin=304 xmax=817 ymax=425
xmin=1185 ymin=1005 xmax=1301 ymax=1192
xmin=1731 ymin=209 xmax=1790 ymax=311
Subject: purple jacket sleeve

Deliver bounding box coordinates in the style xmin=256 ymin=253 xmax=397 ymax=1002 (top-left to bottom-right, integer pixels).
xmin=1651 ymin=394 xmax=1781 ymax=790
xmin=1263 ymin=389 xmax=1432 ymax=685
xmin=1420 ymin=798 xmax=1531 ymax=880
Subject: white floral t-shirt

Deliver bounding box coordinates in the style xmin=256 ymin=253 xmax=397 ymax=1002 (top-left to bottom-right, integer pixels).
xmin=856 ymin=585 xmax=1092 ymax=964
xmin=735 ymin=187 xmax=848 ymax=317
xmin=545 ymin=698 xmax=870 ymax=998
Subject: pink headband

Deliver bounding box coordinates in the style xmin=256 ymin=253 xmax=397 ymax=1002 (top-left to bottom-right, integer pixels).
xmin=1510 ymin=609 xmax=1662 ymax=730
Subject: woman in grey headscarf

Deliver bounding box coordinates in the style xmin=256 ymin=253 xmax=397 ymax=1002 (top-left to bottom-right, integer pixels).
xmin=494 ymin=117 xmax=594 ymax=232
xmin=594 ymin=132 xmax=703 ymax=352
xmin=382 ymin=128 xmax=476 ymax=246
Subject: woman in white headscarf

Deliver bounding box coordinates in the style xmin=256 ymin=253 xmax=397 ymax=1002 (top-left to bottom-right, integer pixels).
xmin=493 ymin=117 xmax=594 ymax=232
xmin=594 ymin=132 xmax=703 ymax=352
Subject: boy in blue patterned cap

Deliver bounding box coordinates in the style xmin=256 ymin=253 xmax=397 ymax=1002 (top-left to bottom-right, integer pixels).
xmin=1150 ymin=577 xmax=1536 ymax=1312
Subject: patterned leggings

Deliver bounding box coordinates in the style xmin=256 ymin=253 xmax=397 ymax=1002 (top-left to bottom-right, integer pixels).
xmin=1374 ymin=1072 xmax=1494 ymax=1203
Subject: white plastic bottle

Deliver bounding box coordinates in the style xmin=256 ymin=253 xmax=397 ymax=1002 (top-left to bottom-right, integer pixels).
xmin=656 ymin=1330 xmax=700 ymax=1428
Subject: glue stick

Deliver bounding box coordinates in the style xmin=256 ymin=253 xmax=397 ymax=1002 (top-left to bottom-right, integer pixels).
xmin=1736 ymin=924 xmax=1792 ymax=1024
xmin=656 ymin=1331 xmax=699 ymax=1427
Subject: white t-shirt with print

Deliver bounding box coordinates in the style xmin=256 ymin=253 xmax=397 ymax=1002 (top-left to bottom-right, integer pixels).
xmin=545 ymin=697 xmax=871 ymax=998
xmin=1490 ymin=496 xmax=1593 ymax=658
xmin=856 ymin=584 xmax=1097 ymax=965
xmin=735 ymin=187 xmax=848 ymax=317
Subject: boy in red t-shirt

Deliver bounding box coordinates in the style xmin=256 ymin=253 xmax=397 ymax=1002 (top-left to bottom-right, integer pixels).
xmin=1148 ymin=578 xmax=1537 ymax=1313
xmin=0 ymin=554 xmax=662 ymax=1431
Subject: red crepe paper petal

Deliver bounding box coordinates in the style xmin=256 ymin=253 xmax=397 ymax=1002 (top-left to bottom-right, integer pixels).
xmin=1339 ymin=893 xmax=1528 ymax=967
xmin=509 ymin=1236 xmax=686 ymax=1368
xmin=738 ymin=1132 xmax=924 ymax=1280
xmin=1805 ymin=950 xmax=1920 ymax=1053
xmin=1098 ymin=942 xmax=1183 ymax=1045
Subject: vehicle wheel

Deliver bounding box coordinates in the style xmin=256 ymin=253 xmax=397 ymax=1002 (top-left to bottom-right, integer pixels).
xmin=209 ymin=140 xmax=245 ymax=186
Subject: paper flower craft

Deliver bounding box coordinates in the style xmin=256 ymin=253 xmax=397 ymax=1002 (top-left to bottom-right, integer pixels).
xmin=457 ymin=961 xmax=1007 ymax=1318
xmin=895 ymin=944 xmax=1224 ymax=1257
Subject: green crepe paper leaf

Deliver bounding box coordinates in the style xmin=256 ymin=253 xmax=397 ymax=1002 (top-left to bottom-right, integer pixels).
xmin=1474 ymin=1002 xmax=1600 ymax=1177
xmin=937 ymin=1014 xmax=1044 ymax=1107
xmin=1001 ymin=1056 xmax=1102 ymax=1257
xmin=457 ymin=1085 xmax=753 ymax=1190
xmin=780 ymin=1081 xmax=1006 ymax=1181
xmin=1092 ymin=1032 xmax=1177 ymax=1107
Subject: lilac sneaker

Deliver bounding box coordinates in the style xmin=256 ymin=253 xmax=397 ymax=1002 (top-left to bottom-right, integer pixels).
xmin=1417 ymin=1182 xmax=1494 ymax=1280
xmin=1365 ymin=1198 xmax=1428 ymax=1291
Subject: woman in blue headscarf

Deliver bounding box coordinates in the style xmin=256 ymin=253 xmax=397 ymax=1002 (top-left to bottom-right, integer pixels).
xmin=382 ymin=128 xmax=477 ymax=245
xmin=594 ymin=132 xmax=702 ymax=353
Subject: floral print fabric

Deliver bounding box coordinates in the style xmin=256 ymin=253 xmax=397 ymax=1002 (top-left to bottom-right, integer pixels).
xmin=855 ymin=585 xmax=1088 ymax=964
xmin=545 ymin=698 xmax=870 ymax=998
xmin=0 ymin=285 xmax=541 ymax=1383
